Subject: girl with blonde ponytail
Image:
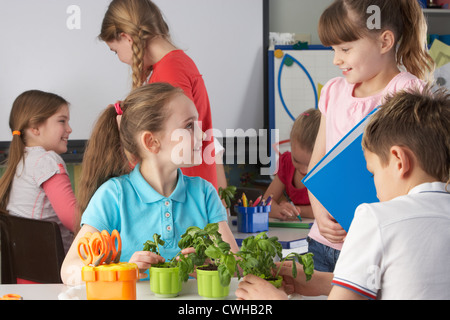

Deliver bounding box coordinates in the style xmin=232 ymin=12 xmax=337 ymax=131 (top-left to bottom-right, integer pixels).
xmin=94 ymin=0 xmax=223 ymax=197
xmin=307 ymin=0 xmax=435 ymax=272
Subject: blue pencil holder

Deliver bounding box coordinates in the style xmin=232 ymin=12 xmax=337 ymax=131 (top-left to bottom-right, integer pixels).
xmin=234 ymin=206 xmax=271 ymax=233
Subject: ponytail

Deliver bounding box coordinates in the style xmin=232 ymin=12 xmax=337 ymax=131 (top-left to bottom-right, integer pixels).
xmin=0 ymin=135 xmax=25 ymax=211
xmin=396 ymin=0 xmax=434 ymax=81
xmin=77 ymin=106 xmax=129 ymax=219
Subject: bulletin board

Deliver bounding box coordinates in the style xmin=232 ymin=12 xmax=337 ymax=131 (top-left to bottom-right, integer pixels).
xmin=267 ymin=45 xmax=342 ymax=174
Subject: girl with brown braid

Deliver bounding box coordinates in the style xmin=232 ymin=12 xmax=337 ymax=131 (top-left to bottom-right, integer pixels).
xmin=77 ymin=0 xmax=226 ymax=218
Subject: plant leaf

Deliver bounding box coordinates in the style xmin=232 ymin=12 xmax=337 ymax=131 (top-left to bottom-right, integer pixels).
xmin=205 ymin=245 xmax=222 ymax=260
xmin=218 ymin=264 xmax=231 ymax=287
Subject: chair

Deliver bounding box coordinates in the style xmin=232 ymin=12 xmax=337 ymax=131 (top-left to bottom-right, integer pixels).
xmin=0 ymin=211 xmax=65 ymax=284
xmin=0 ymin=214 xmax=14 ymax=284
xmin=230 ymin=187 xmax=263 ymax=215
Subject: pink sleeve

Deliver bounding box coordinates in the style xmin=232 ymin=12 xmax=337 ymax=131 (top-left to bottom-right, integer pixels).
xmin=42 ymin=174 xmax=77 ymax=232
xmin=318 ymin=77 xmax=342 ymax=116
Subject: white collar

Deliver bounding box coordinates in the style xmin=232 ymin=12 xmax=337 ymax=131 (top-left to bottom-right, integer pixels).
xmin=408 ymin=182 xmax=449 ymax=195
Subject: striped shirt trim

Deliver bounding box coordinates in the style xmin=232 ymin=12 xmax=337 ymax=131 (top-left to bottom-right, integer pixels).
xmin=332 ymin=278 xmax=377 ymax=300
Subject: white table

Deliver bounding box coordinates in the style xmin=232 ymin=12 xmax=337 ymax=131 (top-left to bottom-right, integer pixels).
xmin=0 ymin=279 xmax=238 ymax=300
xmin=0 ymin=278 xmax=325 ymax=300
xmin=0 ymin=218 xmax=317 ymax=300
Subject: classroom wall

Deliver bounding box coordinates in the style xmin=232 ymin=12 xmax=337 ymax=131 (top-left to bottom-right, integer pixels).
xmin=268 ymin=0 xmax=333 ymax=45
xmin=0 ymin=0 xmax=266 ymax=142
xmin=269 ymin=0 xmax=450 ymax=44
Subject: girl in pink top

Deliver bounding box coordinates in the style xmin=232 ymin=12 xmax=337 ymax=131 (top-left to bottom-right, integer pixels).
xmin=264 ymin=109 xmax=321 ymax=220
xmin=0 ymin=90 xmax=77 ymax=253
xmin=308 ymin=0 xmax=434 ymax=272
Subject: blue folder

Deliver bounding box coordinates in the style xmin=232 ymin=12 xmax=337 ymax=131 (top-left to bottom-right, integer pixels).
xmin=302 ymin=109 xmax=379 ymax=231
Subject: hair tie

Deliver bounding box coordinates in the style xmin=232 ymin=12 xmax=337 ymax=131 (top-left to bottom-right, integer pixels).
xmin=114 ymin=102 xmax=123 ymax=115
xmin=301 ymin=112 xmax=310 ymax=117
xmin=12 ymin=130 xmax=21 ymax=137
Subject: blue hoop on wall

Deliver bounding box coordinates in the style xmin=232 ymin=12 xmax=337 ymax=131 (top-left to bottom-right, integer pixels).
xmin=277 ymin=53 xmax=318 ymax=121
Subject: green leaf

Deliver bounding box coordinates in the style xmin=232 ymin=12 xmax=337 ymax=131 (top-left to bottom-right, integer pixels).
xmin=292 ymin=258 xmax=298 ymax=278
xmin=224 ymin=254 xmax=236 ymax=276
xmin=205 ymin=245 xmax=222 ymax=260
xmin=217 ymin=240 xmax=231 ymax=253
xmin=218 ymin=264 xmax=232 ymax=287
xmin=204 ymin=223 xmax=219 ymax=235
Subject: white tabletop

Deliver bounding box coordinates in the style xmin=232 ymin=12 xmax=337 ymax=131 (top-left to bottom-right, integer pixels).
xmin=0 ymin=219 xmax=318 ymax=300
xmin=0 ymin=278 xmax=325 ymax=300
xmin=0 ymin=279 xmax=238 ymax=300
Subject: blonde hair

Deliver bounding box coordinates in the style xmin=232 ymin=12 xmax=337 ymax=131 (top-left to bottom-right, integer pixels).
xmin=0 ymin=90 xmax=68 ymax=211
xmin=362 ymin=86 xmax=450 ymax=186
xmin=290 ymin=108 xmax=321 ymax=153
xmin=77 ymin=83 xmax=183 ymax=217
xmin=99 ymin=0 xmax=171 ymax=89
xmin=318 ymin=0 xmax=434 ymax=80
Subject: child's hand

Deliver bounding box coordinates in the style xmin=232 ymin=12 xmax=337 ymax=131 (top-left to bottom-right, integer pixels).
xmin=271 ymin=201 xmax=300 ymax=220
xmin=274 ymin=260 xmax=307 ymax=295
xmin=129 ymin=251 xmax=165 ymax=279
xmin=179 ymin=247 xmax=196 ymax=257
xmin=235 ymin=274 xmax=289 ymax=300
xmin=315 ymin=211 xmax=347 ymax=243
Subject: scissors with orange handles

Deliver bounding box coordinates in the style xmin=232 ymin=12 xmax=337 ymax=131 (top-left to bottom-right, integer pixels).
xmin=77 ymin=230 xmax=122 ymax=266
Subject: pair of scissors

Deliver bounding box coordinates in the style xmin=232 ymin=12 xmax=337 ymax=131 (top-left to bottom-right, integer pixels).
xmin=77 ymin=230 xmax=122 ymax=266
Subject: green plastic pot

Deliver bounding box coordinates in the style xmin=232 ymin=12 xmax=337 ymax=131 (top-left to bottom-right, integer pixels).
xmin=196 ymin=267 xmax=230 ymax=299
xmin=150 ymin=263 xmax=182 ymax=298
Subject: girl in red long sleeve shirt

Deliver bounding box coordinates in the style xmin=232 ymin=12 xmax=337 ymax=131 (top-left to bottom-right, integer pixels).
xmin=100 ymin=0 xmax=220 ymax=188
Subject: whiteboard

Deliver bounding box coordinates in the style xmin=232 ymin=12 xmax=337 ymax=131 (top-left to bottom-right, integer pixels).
xmin=0 ymin=0 xmax=266 ymax=142
xmin=269 ymin=47 xmax=342 ymax=144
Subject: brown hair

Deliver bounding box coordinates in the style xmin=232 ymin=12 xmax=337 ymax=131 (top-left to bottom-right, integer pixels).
xmin=99 ymin=0 xmax=171 ymax=89
xmin=318 ymin=0 xmax=434 ymax=80
xmin=362 ymin=86 xmax=450 ymax=186
xmin=77 ymin=83 xmax=183 ymax=217
xmin=0 ymin=90 xmax=68 ymax=211
xmin=290 ymin=108 xmax=321 ymax=153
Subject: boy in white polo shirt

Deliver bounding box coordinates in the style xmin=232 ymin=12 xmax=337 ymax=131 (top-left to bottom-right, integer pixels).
xmin=236 ymin=86 xmax=450 ymax=300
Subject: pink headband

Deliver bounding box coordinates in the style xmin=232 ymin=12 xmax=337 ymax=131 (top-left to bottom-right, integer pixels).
xmin=114 ymin=102 xmax=123 ymax=115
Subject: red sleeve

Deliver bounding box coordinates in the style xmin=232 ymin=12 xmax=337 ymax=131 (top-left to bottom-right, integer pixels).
xmin=42 ymin=174 xmax=77 ymax=232
xmin=276 ymin=152 xmax=291 ymax=186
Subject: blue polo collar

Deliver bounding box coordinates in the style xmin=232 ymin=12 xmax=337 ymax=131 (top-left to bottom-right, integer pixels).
xmin=129 ymin=164 xmax=187 ymax=203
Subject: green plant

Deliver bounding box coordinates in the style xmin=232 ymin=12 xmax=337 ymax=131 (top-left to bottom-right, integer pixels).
xmin=218 ymin=185 xmax=236 ymax=209
xmin=142 ymin=233 xmax=193 ymax=283
xmin=178 ymin=223 xmax=237 ymax=287
xmin=143 ymin=234 xmax=165 ymax=260
xmin=236 ymin=232 xmax=314 ymax=282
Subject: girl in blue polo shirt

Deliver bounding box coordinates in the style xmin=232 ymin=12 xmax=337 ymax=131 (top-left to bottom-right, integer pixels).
xmin=61 ymin=83 xmax=238 ymax=285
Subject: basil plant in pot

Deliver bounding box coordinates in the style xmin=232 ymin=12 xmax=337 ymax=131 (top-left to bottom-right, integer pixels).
xmin=178 ymin=223 xmax=237 ymax=299
xmin=142 ymin=234 xmax=193 ymax=298
xmin=236 ymin=232 xmax=314 ymax=288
